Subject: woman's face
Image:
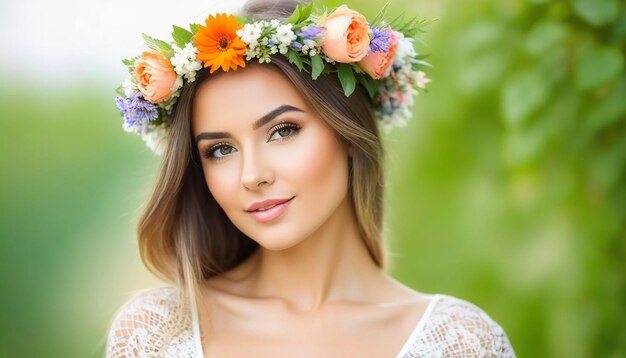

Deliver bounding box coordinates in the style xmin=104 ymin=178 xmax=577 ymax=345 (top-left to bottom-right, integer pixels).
xmin=191 ymin=64 xmax=352 ymax=250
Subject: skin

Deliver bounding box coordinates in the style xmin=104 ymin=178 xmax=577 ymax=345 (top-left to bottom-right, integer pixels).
xmin=191 ymin=63 xmax=434 ymax=357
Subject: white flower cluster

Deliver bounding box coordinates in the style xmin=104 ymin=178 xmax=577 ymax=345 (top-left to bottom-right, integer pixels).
xmin=122 ymin=78 xmax=138 ymax=97
xmin=237 ymin=23 xmax=263 ymax=51
xmin=236 ymin=20 xmax=299 ymax=63
xmin=122 ymin=119 xmax=169 ymax=155
xmin=379 ymin=68 xmax=420 ymax=131
xmin=141 ymin=124 xmax=169 ymax=155
xmin=241 ymin=23 xmax=273 ymax=62
xmin=376 ymin=86 xmax=414 ymax=133
xmin=300 ymin=38 xmax=322 ymax=57
xmin=415 ymin=70 xmax=431 ymax=89
xmin=271 ymin=23 xmax=298 ymax=55
xmin=392 ymin=32 xmax=417 ymax=68
xmin=171 ymin=43 xmax=203 ymax=82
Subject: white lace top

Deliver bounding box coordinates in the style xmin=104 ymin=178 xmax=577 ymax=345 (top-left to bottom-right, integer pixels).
xmin=106 ymin=286 xmax=516 ymax=357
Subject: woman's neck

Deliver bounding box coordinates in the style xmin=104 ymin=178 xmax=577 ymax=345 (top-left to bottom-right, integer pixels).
xmin=233 ymin=195 xmax=385 ymax=313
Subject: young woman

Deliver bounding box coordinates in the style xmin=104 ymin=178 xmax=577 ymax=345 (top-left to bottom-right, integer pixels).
xmin=106 ymin=0 xmax=516 ymax=356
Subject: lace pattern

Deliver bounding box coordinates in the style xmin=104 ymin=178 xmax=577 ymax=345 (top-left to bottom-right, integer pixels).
xmin=105 ymin=286 xmax=515 ymax=357
xmin=105 ymin=286 xmax=196 ymax=357
xmin=401 ymin=294 xmax=516 ymax=357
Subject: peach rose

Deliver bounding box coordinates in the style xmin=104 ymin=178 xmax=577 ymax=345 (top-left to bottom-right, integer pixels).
xmin=321 ymin=5 xmax=370 ymax=63
xmin=134 ymin=50 xmax=177 ymax=103
xmin=358 ymin=29 xmax=398 ymax=79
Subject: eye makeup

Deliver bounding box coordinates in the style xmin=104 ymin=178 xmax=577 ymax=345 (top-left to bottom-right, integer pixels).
xmin=201 ymin=120 xmax=302 ymax=161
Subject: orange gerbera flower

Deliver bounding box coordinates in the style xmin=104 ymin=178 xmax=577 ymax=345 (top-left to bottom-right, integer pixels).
xmin=194 ymin=13 xmax=247 ymax=74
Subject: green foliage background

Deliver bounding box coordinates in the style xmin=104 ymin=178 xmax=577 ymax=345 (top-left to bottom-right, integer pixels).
xmin=0 ymin=0 xmax=624 ymax=357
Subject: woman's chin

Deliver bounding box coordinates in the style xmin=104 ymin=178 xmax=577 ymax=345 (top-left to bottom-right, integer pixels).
xmin=254 ymin=236 xmax=303 ymax=251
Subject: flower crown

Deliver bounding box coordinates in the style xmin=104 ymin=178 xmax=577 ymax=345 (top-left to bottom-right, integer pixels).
xmin=115 ymin=2 xmax=431 ymax=154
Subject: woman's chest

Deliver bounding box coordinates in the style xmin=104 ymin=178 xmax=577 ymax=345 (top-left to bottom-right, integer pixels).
xmin=201 ymin=324 xmax=412 ymax=358
xmin=197 ymin=300 xmax=429 ymax=358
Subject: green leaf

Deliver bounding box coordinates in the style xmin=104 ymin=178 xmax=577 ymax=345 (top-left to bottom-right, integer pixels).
xmin=572 ymin=0 xmax=620 ymax=27
xmin=575 ymin=46 xmax=624 ymax=90
xmin=300 ymin=2 xmax=313 ymax=22
xmin=190 ymin=23 xmax=199 ymax=35
xmin=356 ymin=73 xmax=379 ymax=99
xmin=115 ymin=85 xmax=125 ymax=97
xmin=337 ymin=64 xmax=356 ymax=97
xmin=172 ymin=25 xmax=193 ymax=48
xmin=287 ymin=49 xmax=304 ymax=72
xmin=122 ymin=58 xmax=135 ymax=66
xmin=371 ymin=2 xmax=391 ymax=27
xmin=413 ymin=58 xmax=431 ymax=67
xmin=286 ymin=3 xmax=302 ymax=25
xmin=285 ymin=2 xmax=313 ymax=26
xmin=142 ymin=33 xmax=160 ymax=51
xmin=311 ymin=54 xmax=324 ymax=80
xmin=301 ymin=57 xmax=312 ymax=67
xmin=501 ymin=69 xmax=549 ymax=126
xmin=352 ymin=65 xmax=364 ymax=74
xmin=387 ymin=12 xmax=405 ymax=30
xmin=392 ymin=16 xmax=429 ymax=38
xmin=154 ymin=39 xmax=174 ymax=56
xmin=142 ymin=33 xmax=174 ymax=57
xmin=235 ymin=15 xmax=248 ymax=24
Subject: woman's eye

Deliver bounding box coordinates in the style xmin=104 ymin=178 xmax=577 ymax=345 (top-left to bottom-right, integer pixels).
xmin=203 ymin=123 xmax=300 ymax=160
xmin=269 ymin=124 xmax=300 ymax=141
xmin=206 ymin=144 xmax=236 ymax=159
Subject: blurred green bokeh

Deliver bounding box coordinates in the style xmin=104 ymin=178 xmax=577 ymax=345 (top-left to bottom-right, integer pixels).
xmin=1 ymin=0 xmax=624 ymax=357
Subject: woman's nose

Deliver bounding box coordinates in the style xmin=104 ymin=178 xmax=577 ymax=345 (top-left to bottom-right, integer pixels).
xmin=240 ymin=147 xmax=274 ymax=190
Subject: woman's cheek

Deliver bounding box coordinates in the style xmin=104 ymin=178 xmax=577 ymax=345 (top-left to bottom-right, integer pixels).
xmin=275 ymin=129 xmax=347 ymax=189
xmin=205 ymin=165 xmax=238 ymax=208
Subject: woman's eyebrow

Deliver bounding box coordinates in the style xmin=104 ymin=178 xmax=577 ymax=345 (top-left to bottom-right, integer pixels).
xmin=195 ymin=104 xmax=304 ymax=144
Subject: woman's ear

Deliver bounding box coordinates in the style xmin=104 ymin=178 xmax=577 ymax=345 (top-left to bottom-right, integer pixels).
xmin=347 ymin=143 xmax=353 ymax=158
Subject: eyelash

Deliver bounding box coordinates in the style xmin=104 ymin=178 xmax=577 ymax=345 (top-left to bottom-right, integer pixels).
xmin=201 ymin=121 xmax=302 ymax=161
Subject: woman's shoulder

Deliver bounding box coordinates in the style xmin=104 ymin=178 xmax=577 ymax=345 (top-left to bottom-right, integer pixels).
xmin=406 ymin=293 xmax=516 ymax=357
xmin=107 ymin=285 xmax=183 ymax=324
xmin=429 ymin=293 xmax=505 ymax=325
xmin=105 ymin=285 xmax=193 ymax=357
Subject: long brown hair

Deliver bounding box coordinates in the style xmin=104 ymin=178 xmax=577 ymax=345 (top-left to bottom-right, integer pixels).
xmin=136 ymin=0 xmax=388 ymax=331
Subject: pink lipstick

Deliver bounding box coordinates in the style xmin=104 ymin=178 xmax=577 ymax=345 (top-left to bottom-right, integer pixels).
xmin=246 ymin=196 xmax=294 ymax=223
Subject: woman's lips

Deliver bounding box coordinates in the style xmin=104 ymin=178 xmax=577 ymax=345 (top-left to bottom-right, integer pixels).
xmin=248 ymin=197 xmax=294 ymax=223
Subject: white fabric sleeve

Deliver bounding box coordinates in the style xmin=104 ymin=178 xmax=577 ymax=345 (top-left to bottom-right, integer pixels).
xmin=105 ymin=286 xmax=183 ymax=358
xmin=404 ymin=294 xmax=516 ymax=357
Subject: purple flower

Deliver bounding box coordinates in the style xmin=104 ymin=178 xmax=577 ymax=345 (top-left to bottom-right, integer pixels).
xmin=291 ymin=40 xmax=303 ymax=50
xmin=115 ymin=92 xmax=158 ymax=128
xmin=370 ymin=28 xmax=390 ymax=53
xmin=297 ymin=25 xmax=322 ymax=40
xmin=268 ymin=39 xmax=278 ymax=46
